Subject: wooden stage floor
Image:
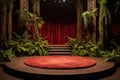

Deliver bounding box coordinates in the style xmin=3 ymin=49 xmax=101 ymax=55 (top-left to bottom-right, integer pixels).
xmin=2 ymin=56 xmax=116 ymax=80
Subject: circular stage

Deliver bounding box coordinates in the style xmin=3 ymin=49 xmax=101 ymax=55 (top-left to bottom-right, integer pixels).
xmin=4 ymin=56 xmax=115 ymax=80
xmin=24 ymin=56 xmax=96 ymax=69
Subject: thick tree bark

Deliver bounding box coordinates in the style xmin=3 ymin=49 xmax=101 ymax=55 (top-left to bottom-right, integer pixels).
xmin=0 ymin=1 xmax=2 ymax=44
xmin=76 ymin=0 xmax=83 ymax=39
xmin=32 ymin=0 xmax=41 ymax=40
xmin=1 ymin=0 xmax=7 ymax=42
xmin=7 ymin=0 xmax=13 ymax=41
xmin=98 ymin=2 xmax=105 ymax=48
xmin=87 ymin=0 xmax=97 ymax=42
xmin=98 ymin=0 xmax=111 ymax=49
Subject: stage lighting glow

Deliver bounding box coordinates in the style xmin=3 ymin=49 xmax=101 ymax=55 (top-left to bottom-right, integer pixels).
xmin=63 ymin=0 xmax=66 ymax=2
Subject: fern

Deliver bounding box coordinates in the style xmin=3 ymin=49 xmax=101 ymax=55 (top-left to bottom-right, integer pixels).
xmin=67 ymin=37 xmax=105 ymax=57
xmin=0 ymin=48 xmax=16 ymax=61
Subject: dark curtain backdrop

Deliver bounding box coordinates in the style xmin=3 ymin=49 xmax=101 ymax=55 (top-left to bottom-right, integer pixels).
xmin=110 ymin=14 xmax=120 ymax=36
xmin=38 ymin=1 xmax=77 ymax=44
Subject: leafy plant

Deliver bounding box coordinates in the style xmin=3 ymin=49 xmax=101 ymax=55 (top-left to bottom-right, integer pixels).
xmin=0 ymin=48 xmax=16 ymax=61
xmin=67 ymin=37 xmax=105 ymax=57
xmin=82 ymin=11 xmax=93 ymax=28
xmin=82 ymin=11 xmax=94 ymax=41
xmin=67 ymin=36 xmax=120 ymax=66
xmin=15 ymin=9 xmax=44 ymax=39
xmin=103 ymin=49 xmax=120 ymax=63
xmin=67 ymin=37 xmax=86 ymax=56
xmin=103 ymin=39 xmax=120 ymax=65
xmin=0 ymin=33 xmax=49 ymax=61
xmin=0 ymin=9 xmax=47 ymax=61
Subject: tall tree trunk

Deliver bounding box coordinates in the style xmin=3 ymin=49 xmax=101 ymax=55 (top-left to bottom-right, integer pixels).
xmin=99 ymin=3 xmax=104 ymax=47
xmin=0 ymin=1 xmax=2 ymax=42
xmin=7 ymin=0 xmax=13 ymax=41
xmin=32 ymin=0 xmax=41 ymax=40
xmin=32 ymin=0 xmax=40 ymax=16
xmin=19 ymin=0 xmax=29 ymax=39
xmin=1 ymin=0 xmax=7 ymax=42
xmin=98 ymin=0 xmax=111 ymax=49
xmin=87 ymin=0 xmax=97 ymax=42
xmin=76 ymin=0 xmax=83 ymax=39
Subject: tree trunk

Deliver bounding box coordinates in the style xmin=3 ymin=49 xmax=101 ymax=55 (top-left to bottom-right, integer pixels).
xmin=32 ymin=0 xmax=41 ymax=40
xmin=99 ymin=3 xmax=104 ymax=48
xmin=32 ymin=0 xmax=40 ymax=16
xmin=98 ymin=0 xmax=111 ymax=49
xmin=76 ymin=0 xmax=83 ymax=39
xmin=7 ymin=0 xmax=13 ymax=41
xmin=87 ymin=0 xmax=97 ymax=42
xmin=1 ymin=0 xmax=7 ymax=42
xmin=0 ymin=1 xmax=2 ymax=43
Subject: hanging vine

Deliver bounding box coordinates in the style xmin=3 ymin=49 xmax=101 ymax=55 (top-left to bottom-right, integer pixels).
xmin=98 ymin=0 xmax=111 ymax=49
xmin=82 ymin=11 xmax=94 ymax=42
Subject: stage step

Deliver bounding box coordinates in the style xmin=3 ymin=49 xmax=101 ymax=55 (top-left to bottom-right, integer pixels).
xmin=49 ymin=52 xmax=71 ymax=55
xmin=49 ymin=45 xmax=71 ymax=55
xmin=49 ymin=45 xmax=71 ymax=52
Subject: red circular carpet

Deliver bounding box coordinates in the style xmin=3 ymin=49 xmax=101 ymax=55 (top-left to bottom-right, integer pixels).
xmin=24 ymin=56 xmax=96 ymax=69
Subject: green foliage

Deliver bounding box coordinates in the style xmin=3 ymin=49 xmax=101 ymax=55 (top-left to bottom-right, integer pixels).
xmin=16 ymin=9 xmax=32 ymax=28
xmin=31 ymin=0 xmax=40 ymax=16
xmin=67 ymin=37 xmax=86 ymax=56
xmin=67 ymin=37 xmax=120 ymax=65
xmin=67 ymin=37 xmax=105 ymax=57
xmin=103 ymin=48 xmax=120 ymax=62
xmin=0 ymin=9 xmax=47 ymax=62
xmin=103 ymin=39 xmax=120 ymax=63
xmin=0 ymin=48 xmax=16 ymax=61
xmin=15 ymin=9 xmax=44 ymax=39
xmin=0 ymin=33 xmax=49 ymax=61
xmin=99 ymin=0 xmax=111 ymax=25
xmin=82 ymin=11 xmax=93 ymax=28
xmin=16 ymin=9 xmax=44 ymax=28
xmin=82 ymin=11 xmax=95 ymax=41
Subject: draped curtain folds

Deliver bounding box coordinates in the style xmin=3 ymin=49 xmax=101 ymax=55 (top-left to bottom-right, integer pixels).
xmin=39 ymin=2 xmax=77 ymax=44
xmin=39 ymin=22 xmax=76 ymax=44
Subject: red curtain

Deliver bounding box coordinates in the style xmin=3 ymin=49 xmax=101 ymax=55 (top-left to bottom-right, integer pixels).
xmin=39 ymin=2 xmax=77 ymax=44
xmin=39 ymin=22 xmax=76 ymax=44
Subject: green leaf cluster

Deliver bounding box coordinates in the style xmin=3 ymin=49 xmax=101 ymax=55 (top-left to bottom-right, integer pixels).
xmin=103 ymin=40 xmax=120 ymax=62
xmin=15 ymin=9 xmax=44 ymax=39
xmin=67 ymin=37 xmax=105 ymax=57
xmin=68 ymin=37 xmax=120 ymax=65
xmin=82 ymin=11 xmax=93 ymax=28
xmin=0 ymin=33 xmax=49 ymax=61
xmin=0 ymin=48 xmax=16 ymax=61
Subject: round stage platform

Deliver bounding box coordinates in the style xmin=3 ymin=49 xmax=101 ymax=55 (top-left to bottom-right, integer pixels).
xmin=4 ymin=56 xmax=115 ymax=80
xmin=24 ymin=56 xmax=96 ymax=69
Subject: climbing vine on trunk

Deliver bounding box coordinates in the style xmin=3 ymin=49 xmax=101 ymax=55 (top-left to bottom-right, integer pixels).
xmin=98 ymin=0 xmax=111 ymax=49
